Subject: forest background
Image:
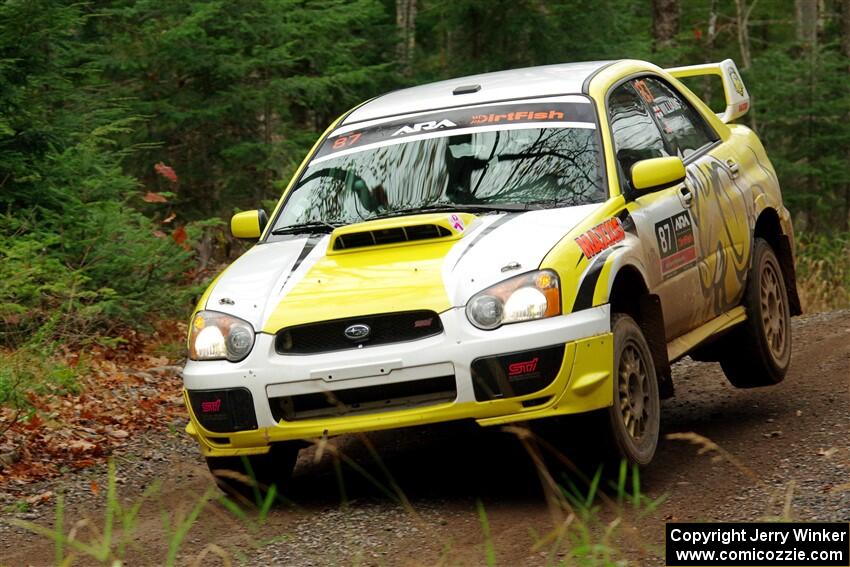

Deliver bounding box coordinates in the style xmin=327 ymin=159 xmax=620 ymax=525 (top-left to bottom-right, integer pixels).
xmin=1 ymin=0 xmax=848 ymax=411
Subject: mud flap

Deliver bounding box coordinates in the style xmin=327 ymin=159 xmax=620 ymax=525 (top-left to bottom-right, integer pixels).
xmin=639 ymin=294 xmax=674 ymax=399
xmin=777 ymin=235 xmax=802 ymax=316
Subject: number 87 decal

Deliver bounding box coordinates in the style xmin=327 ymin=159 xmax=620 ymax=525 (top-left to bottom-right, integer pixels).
xmin=332 ymin=132 xmax=362 ymax=150
xmin=656 ymin=223 xmax=672 ymax=255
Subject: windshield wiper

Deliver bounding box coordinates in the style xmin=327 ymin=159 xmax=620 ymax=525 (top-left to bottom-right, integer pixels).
xmin=270 ymin=220 xmax=343 ymax=235
xmin=372 ymin=202 xmax=532 ymax=220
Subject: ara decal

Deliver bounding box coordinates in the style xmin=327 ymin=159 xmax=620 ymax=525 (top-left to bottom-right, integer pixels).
xmin=575 ymin=218 xmax=625 ymax=259
xmin=392 ymin=119 xmax=457 ymax=137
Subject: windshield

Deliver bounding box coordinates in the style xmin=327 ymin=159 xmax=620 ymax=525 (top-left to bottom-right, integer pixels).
xmin=269 ymin=99 xmax=606 ymax=234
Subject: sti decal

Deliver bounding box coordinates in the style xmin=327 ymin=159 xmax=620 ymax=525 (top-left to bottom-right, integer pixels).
xmin=654 ymin=211 xmax=697 ymax=277
xmin=575 ymin=218 xmax=625 ymax=259
xmin=508 ymin=357 xmax=539 ymax=377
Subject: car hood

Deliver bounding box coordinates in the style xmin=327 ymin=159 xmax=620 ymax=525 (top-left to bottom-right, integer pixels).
xmin=205 ymin=204 xmax=601 ymax=332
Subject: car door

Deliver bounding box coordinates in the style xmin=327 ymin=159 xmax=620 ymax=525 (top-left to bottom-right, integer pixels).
xmin=606 ymin=79 xmax=703 ymax=340
xmin=635 ymin=76 xmax=750 ymax=327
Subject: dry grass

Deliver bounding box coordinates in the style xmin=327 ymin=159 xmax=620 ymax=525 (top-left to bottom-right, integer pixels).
xmin=795 ymin=232 xmax=850 ymax=313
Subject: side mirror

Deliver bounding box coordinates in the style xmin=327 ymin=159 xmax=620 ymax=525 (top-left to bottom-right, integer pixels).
xmin=630 ymin=156 xmax=686 ymax=193
xmin=230 ymin=209 xmax=268 ymax=240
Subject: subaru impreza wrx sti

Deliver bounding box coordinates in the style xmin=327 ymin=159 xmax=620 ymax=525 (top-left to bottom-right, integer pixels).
xmin=181 ymin=59 xmax=800 ymax=493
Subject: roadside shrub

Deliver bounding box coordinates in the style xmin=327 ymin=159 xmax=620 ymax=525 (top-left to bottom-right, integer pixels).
xmin=795 ymin=231 xmax=850 ymax=313
xmin=0 ymin=211 xmax=194 ymax=348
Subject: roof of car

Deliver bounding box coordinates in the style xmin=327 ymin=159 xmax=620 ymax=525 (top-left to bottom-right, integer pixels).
xmin=342 ymin=61 xmax=615 ymax=125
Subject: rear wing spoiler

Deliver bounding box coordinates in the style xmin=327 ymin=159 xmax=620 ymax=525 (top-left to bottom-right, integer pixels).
xmin=666 ymin=59 xmax=749 ymax=123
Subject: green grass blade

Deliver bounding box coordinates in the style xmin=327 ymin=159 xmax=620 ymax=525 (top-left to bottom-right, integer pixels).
xmin=476 ymin=500 xmax=496 ymax=567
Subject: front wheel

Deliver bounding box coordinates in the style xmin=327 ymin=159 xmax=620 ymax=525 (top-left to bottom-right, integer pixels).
xmin=206 ymin=442 xmax=299 ymax=501
xmin=603 ymin=313 xmax=661 ymax=466
xmin=718 ymin=238 xmax=791 ymax=388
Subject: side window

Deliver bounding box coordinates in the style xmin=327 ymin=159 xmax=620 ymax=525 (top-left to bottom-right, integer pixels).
xmin=633 ymin=77 xmax=718 ymax=159
xmin=607 ymin=82 xmax=670 ymax=184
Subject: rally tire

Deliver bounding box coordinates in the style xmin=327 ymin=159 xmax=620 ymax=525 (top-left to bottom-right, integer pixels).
xmin=718 ymin=238 xmax=791 ymax=388
xmin=604 ymin=313 xmax=661 ymax=466
xmin=206 ymin=442 xmax=299 ymax=502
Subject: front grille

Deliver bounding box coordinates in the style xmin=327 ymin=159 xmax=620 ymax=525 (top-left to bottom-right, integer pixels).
xmin=333 ymin=224 xmax=451 ymax=250
xmin=269 ymin=375 xmax=457 ymax=421
xmin=275 ymin=310 xmax=443 ymax=355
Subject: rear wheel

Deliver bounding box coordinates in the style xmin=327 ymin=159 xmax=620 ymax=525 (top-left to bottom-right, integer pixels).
xmin=603 ymin=314 xmax=660 ymax=466
xmin=718 ymin=238 xmax=791 ymax=388
xmin=206 ymin=442 xmax=299 ymax=502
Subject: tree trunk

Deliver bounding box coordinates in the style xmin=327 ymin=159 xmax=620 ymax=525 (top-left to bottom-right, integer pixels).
xmin=703 ymin=0 xmax=719 ymax=102
xmin=842 ymin=0 xmax=850 ymax=69
xmin=795 ymin=0 xmax=819 ymax=225
xmin=734 ymin=0 xmax=758 ymax=131
xmin=396 ymin=0 xmax=417 ymax=77
xmin=842 ymin=0 xmax=850 ymax=228
xmin=651 ymin=0 xmax=680 ymax=51
xmin=795 ymin=0 xmax=818 ymax=46
xmin=733 ymin=0 xmax=755 ymax=69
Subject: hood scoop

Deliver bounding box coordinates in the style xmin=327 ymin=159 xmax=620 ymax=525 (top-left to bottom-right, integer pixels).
xmin=328 ymin=212 xmax=475 ymax=254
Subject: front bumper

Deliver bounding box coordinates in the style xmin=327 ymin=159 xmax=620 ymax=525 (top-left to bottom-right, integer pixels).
xmin=183 ymin=305 xmax=613 ymax=457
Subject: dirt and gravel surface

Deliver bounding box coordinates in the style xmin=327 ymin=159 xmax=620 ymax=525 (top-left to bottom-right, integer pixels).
xmin=1 ymin=310 xmax=848 ymax=566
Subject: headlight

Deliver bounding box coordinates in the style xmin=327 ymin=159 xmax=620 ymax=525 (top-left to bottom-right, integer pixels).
xmin=189 ymin=311 xmax=256 ymax=362
xmin=466 ymin=270 xmax=560 ymax=330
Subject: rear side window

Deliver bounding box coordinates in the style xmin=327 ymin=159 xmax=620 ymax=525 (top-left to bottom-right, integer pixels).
xmin=632 ymin=76 xmax=717 ymax=159
xmin=607 ymin=82 xmax=670 ymax=181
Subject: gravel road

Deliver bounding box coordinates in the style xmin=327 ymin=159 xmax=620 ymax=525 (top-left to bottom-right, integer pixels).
xmin=1 ymin=310 xmax=848 ymax=566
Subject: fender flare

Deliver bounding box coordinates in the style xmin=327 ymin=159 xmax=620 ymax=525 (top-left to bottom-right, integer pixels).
xmin=575 ymin=253 xmax=674 ymax=398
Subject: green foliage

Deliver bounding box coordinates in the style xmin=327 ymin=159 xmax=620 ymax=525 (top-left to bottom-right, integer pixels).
xmin=0 ymin=347 xmax=83 ymax=409
xmin=92 ymin=0 xmax=396 ymax=217
xmin=415 ymin=0 xmax=650 ymax=79
xmin=0 ymin=0 xmax=198 ymax=351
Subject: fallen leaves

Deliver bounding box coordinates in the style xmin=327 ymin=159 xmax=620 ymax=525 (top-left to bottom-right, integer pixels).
xmin=154 ymin=161 xmax=178 ymax=183
xmin=172 ymin=225 xmax=188 ymax=249
xmin=69 ymin=439 xmax=97 ymax=453
xmin=25 ymin=490 xmax=53 ymax=506
xmin=0 ymin=320 xmax=187 ymax=485
xmin=142 ymin=191 xmax=168 ymax=203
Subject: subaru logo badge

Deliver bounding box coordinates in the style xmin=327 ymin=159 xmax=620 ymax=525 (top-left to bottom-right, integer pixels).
xmin=344 ymin=323 xmax=371 ymax=341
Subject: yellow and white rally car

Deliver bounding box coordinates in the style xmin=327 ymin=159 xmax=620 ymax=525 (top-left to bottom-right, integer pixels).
xmin=182 ymin=58 xmax=800 ymax=492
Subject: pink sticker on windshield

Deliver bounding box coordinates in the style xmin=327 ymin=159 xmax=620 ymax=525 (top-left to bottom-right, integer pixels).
xmin=449 ymin=214 xmax=465 ymax=232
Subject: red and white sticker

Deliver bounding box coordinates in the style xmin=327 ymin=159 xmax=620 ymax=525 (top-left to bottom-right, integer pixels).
xmin=575 ymin=218 xmax=626 ymax=259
